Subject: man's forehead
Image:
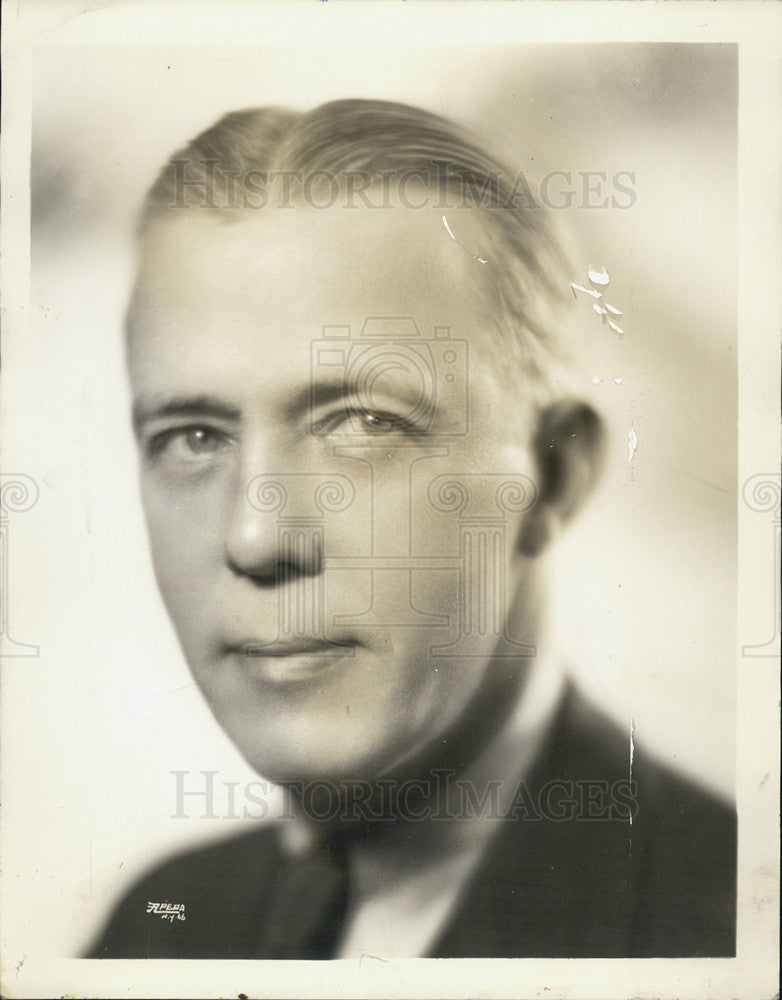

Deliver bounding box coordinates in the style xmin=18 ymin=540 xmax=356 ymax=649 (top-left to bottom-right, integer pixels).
xmin=126 ymin=200 xmax=517 ymax=423
xmin=132 ymin=200 xmax=498 ymax=320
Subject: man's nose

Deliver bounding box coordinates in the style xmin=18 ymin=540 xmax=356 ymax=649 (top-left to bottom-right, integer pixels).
xmin=224 ymin=467 xmax=323 ymax=582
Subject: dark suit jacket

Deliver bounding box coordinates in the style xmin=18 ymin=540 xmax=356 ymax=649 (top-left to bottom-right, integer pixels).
xmin=87 ymin=683 xmax=736 ymax=958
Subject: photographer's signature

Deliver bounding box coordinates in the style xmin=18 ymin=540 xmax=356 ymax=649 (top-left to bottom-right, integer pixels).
xmin=146 ymin=901 xmax=186 ymax=923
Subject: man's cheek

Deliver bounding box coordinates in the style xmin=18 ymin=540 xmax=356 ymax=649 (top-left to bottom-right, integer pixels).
xmin=153 ymin=555 xmax=201 ymax=623
xmin=146 ymin=520 xmax=212 ymax=617
xmin=409 ymin=567 xmax=461 ymax=620
xmin=144 ymin=483 xmax=220 ymax=553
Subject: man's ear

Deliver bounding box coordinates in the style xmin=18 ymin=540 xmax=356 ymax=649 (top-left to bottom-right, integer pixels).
xmin=517 ymin=399 xmax=606 ymax=558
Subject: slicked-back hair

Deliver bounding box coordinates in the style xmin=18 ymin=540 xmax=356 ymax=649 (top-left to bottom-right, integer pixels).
xmin=139 ymin=99 xmax=579 ymax=401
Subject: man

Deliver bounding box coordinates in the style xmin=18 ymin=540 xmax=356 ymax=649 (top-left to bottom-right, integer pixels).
xmin=87 ymin=99 xmax=736 ymax=959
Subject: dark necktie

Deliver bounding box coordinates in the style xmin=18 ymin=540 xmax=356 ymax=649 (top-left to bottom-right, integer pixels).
xmin=259 ymin=837 xmax=350 ymax=959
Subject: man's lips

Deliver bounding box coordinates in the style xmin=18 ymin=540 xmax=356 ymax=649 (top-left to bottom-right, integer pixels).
xmin=224 ymin=637 xmax=355 ymax=658
xmin=219 ymin=636 xmax=357 ymax=686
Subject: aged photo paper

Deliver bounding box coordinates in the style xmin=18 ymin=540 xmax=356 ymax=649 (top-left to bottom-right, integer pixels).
xmin=1 ymin=2 xmax=779 ymax=998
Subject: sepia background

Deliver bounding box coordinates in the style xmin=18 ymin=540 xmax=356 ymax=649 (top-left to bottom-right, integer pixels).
xmin=5 ymin=41 xmax=737 ymax=958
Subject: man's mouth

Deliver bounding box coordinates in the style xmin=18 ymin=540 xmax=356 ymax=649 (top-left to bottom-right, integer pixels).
xmin=222 ymin=635 xmax=355 ymax=656
xmin=219 ymin=636 xmax=357 ymax=685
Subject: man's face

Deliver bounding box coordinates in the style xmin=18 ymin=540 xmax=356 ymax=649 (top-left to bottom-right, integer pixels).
xmin=128 ymin=201 xmax=542 ymax=784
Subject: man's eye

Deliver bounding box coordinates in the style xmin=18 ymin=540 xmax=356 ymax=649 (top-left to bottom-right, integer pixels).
xmin=147 ymin=426 xmax=229 ymax=462
xmin=351 ymin=410 xmax=408 ymax=434
xmin=182 ymin=428 xmax=222 ymax=453
xmin=311 ymin=408 xmax=418 ymax=437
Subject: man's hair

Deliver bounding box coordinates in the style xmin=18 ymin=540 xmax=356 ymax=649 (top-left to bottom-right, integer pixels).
xmin=139 ymin=99 xmax=579 ymax=401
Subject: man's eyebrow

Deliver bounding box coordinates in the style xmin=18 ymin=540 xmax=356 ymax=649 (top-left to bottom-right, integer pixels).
xmin=293 ymin=376 xmax=424 ymax=418
xmin=132 ymin=395 xmax=242 ymax=434
xmin=286 ymin=379 xmax=347 ymax=420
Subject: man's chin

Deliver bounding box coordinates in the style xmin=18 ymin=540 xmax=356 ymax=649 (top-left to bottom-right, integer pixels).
xmin=237 ymin=738 xmax=412 ymax=790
